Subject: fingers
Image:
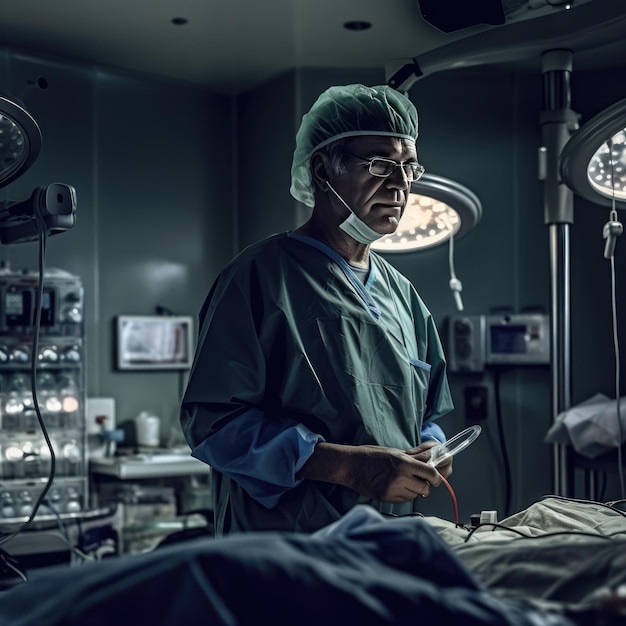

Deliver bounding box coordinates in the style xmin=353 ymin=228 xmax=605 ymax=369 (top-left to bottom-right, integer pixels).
xmin=412 ymin=463 xmax=442 ymax=487
xmin=405 ymin=441 xmax=441 ymax=466
xmin=435 ymin=457 xmax=454 ymax=479
xmin=409 ymin=450 xmax=431 ymax=463
xmin=406 ymin=480 xmax=431 ymax=498
xmin=402 ymin=471 xmax=433 ymax=499
xmin=405 ymin=449 xmax=453 ymax=484
xmin=399 ymin=478 xmax=430 ymax=500
xmin=346 ymin=445 xmax=440 ymax=502
xmin=405 ymin=440 xmax=439 ymax=456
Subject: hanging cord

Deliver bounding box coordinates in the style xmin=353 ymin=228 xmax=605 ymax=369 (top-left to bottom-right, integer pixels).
xmin=0 ymin=549 xmax=27 ymax=582
xmin=603 ymin=139 xmax=625 ymax=499
xmin=43 ymin=500 xmax=94 ymax=564
xmin=439 ymin=473 xmax=460 ymax=526
xmin=609 ymin=252 xmax=625 ymax=499
xmin=448 ymin=229 xmax=464 ymax=311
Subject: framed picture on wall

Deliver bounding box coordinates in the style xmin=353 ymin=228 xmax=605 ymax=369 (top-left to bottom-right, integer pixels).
xmin=116 ymin=315 xmax=194 ymax=370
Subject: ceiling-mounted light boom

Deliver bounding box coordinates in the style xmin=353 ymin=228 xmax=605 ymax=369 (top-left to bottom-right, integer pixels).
xmin=0 ymin=183 xmax=77 ymax=244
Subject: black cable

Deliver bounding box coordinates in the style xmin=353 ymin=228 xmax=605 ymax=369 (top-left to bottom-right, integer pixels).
xmin=536 ymin=493 xmax=626 ymax=519
xmin=44 ymin=500 xmax=92 ymax=564
xmin=463 ymin=521 xmax=624 ymax=544
xmin=491 ymin=367 xmax=512 ymax=518
xmin=463 ymin=494 xmax=626 ymax=542
xmin=0 ymin=549 xmax=27 ymax=582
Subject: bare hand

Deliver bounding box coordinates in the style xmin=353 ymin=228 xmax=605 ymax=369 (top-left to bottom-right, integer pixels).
xmin=340 ymin=444 xmax=442 ymax=503
xmin=405 ymin=440 xmax=454 ymax=479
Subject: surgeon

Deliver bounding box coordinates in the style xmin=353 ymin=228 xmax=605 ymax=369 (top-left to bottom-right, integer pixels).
xmin=180 ymin=84 xmax=454 ymax=536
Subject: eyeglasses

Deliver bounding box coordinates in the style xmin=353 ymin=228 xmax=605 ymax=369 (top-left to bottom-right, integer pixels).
xmin=344 ymin=151 xmax=425 ymax=182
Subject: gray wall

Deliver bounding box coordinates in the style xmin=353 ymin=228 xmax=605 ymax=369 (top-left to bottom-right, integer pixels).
xmin=236 ymin=67 xmax=391 ymax=249
xmin=0 ymin=48 xmax=236 ymax=443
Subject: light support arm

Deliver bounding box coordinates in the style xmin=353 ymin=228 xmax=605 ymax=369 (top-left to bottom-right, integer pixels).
xmin=0 ymin=183 xmax=77 ymax=244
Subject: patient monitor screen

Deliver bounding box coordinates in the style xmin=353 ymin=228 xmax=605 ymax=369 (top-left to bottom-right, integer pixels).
xmin=5 ymin=288 xmax=31 ymax=326
xmin=490 ymin=324 xmax=527 ymax=354
xmin=40 ymin=288 xmax=55 ymax=326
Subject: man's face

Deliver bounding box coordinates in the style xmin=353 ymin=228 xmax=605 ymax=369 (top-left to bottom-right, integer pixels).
xmin=329 ymin=136 xmax=418 ymax=236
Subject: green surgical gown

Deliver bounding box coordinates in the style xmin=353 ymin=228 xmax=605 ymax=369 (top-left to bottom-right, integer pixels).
xmin=181 ymin=232 xmax=453 ymax=534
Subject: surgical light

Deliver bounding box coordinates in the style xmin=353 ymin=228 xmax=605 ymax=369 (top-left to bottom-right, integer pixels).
xmin=371 ymin=173 xmax=482 ymax=253
xmin=0 ymin=95 xmax=77 ymax=243
xmin=587 ymin=133 xmax=626 ymax=201
xmin=0 ymin=95 xmax=41 ymax=189
xmin=560 ymin=97 xmax=626 ymax=208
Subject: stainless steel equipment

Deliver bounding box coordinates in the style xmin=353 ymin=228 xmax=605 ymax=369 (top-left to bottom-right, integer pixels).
xmin=448 ymin=313 xmax=550 ymax=373
xmin=0 ymin=268 xmax=87 ymax=522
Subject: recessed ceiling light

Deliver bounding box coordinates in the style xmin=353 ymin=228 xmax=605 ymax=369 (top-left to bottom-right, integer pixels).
xmin=343 ymin=21 xmax=372 ymax=31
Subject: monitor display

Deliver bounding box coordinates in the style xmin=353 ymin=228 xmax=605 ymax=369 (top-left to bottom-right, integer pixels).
xmin=116 ymin=315 xmax=194 ymax=370
xmin=39 ymin=288 xmax=56 ymax=326
xmin=490 ymin=324 xmax=527 ymax=354
xmin=5 ymin=288 xmax=31 ymax=326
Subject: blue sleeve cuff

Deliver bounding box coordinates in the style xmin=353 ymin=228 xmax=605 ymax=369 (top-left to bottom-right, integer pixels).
xmin=421 ymin=421 xmax=446 ymax=444
xmin=191 ymin=408 xmax=324 ymax=508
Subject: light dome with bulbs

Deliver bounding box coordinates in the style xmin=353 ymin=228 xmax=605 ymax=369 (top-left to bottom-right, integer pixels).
xmin=371 ymin=173 xmax=482 ymax=253
xmin=560 ymin=97 xmax=626 ymax=208
xmin=587 ymin=129 xmax=626 ymax=202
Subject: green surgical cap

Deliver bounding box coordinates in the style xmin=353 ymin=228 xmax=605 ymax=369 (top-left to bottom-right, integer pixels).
xmin=290 ymin=84 xmax=419 ymax=207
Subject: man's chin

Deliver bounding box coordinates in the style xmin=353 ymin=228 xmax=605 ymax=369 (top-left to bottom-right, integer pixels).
xmin=376 ymin=215 xmax=400 ymax=233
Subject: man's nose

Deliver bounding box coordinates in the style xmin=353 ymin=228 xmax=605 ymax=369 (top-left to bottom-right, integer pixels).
xmin=386 ymin=165 xmax=411 ymax=190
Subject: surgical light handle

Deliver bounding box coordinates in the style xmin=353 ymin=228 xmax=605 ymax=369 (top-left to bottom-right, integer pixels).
xmin=603 ymin=217 xmax=623 ymax=259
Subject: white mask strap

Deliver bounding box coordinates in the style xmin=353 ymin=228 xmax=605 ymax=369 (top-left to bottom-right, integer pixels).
xmin=326 ymin=181 xmax=384 ymax=245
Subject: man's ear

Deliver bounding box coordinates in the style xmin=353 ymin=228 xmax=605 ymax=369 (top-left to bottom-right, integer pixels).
xmin=311 ymin=153 xmax=330 ymax=191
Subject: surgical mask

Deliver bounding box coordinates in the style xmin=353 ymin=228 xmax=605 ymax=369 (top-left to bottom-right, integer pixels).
xmin=326 ymin=181 xmax=384 ymax=245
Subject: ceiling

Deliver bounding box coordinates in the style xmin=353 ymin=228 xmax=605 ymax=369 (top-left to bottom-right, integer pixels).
xmin=0 ymin=0 xmax=625 ymax=95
